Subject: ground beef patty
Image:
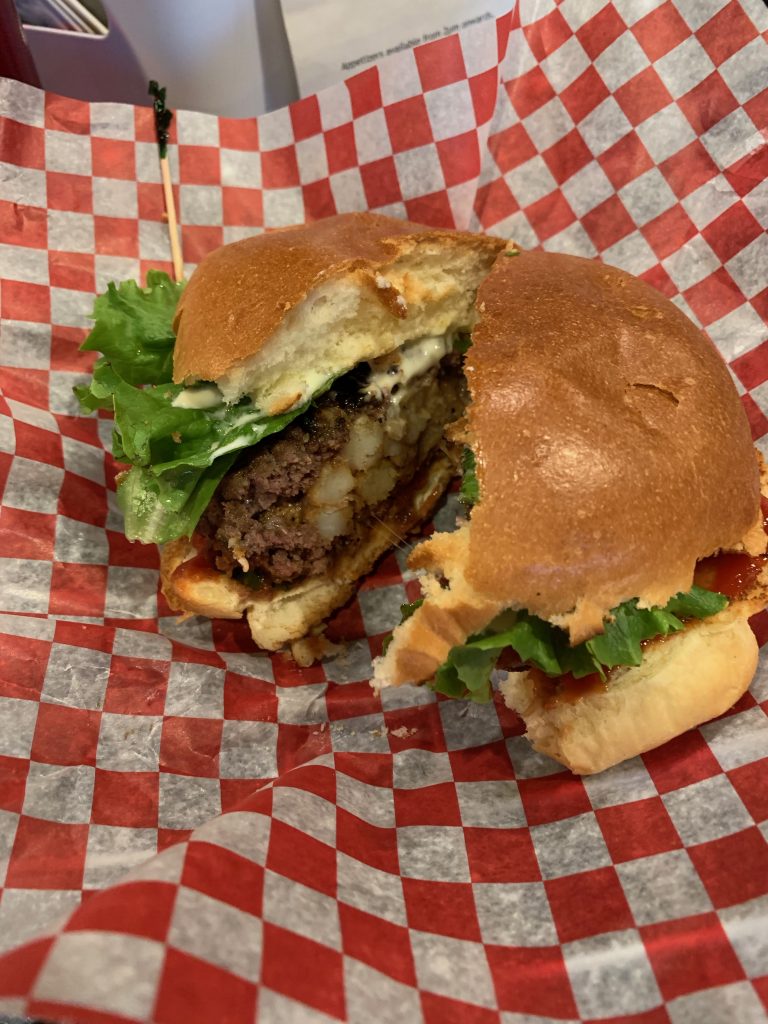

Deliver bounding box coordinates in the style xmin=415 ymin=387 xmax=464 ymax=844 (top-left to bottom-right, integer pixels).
xmin=199 ymin=353 xmax=464 ymax=586
xmin=200 ymin=400 xmax=364 ymax=582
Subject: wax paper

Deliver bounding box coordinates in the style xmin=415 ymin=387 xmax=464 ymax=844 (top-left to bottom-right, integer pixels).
xmin=1 ymin=1 xmax=768 ymax=1021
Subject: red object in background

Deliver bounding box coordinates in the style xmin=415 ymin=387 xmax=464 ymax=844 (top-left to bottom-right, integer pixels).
xmin=0 ymin=0 xmax=40 ymax=86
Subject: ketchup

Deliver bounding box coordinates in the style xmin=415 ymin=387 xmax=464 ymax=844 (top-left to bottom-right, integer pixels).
xmin=172 ymin=535 xmax=225 ymax=587
xmin=527 ymin=666 xmax=607 ymax=709
xmin=693 ymin=496 xmax=768 ymax=600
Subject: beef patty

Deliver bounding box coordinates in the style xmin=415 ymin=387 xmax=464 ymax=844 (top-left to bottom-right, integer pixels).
xmin=199 ymin=351 xmax=464 ymax=587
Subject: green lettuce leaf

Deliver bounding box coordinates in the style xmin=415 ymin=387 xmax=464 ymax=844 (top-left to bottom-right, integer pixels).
xmin=459 ymin=447 xmax=479 ymax=506
xmin=436 ymin=646 xmax=496 ymax=703
xmin=428 ymin=586 xmax=729 ymax=702
xmin=664 ymin=585 xmax=730 ymax=619
xmin=116 ymin=453 xmax=238 ymax=545
xmin=99 ymin=365 xmax=333 ymax=543
xmin=433 ymin=659 xmax=470 ymax=699
xmin=79 ymin=270 xmax=184 ymax=386
xmin=75 ymin=271 xmax=337 ymax=545
xmin=381 ymin=599 xmax=423 ymax=655
xmin=470 ymin=612 xmax=564 ymax=675
xmin=585 ymin=601 xmax=682 ymax=669
xmin=400 ymin=599 xmax=424 ymax=622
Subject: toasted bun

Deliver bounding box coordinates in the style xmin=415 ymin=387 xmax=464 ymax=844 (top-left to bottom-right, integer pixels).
xmin=507 ymin=488 xmax=767 ymax=778
xmin=374 ymin=452 xmax=768 ymax=692
xmin=499 ymin=609 xmax=758 ymax=775
xmin=465 ymin=251 xmax=762 ymax=640
xmin=161 ymin=448 xmax=457 ymax=652
xmin=374 ymin=466 xmax=767 ymax=775
xmin=375 ymin=253 xmax=765 ymax=691
xmin=173 ymin=213 xmax=504 ymax=414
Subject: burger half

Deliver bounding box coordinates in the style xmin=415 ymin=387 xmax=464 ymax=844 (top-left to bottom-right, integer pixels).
xmin=374 ymin=251 xmax=768 ymax=774
xmin=76 ymin=213 xmax=504 ymax=653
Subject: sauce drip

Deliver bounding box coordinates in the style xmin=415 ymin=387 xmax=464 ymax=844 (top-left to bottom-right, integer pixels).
xmin=528 ymin=666 xmax=607 ymax=709
xmin=171 ymin=536 xmax=226 ymax=588
xmin=693 ymin=496 xmax=768 ymax=600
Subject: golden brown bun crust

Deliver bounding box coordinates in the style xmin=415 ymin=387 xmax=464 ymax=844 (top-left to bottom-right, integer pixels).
xmin=161 ymin=448 xmax=458 ymax=652
xmin=374 ymin=457 xmax=768 ymax=692
xmin=467 ymin=251 xmax=762 ymax=639
xmin=173 ymin=212 xmax=502 ymax=386
xmin=500 ymin=611 xmax=758 ymax=775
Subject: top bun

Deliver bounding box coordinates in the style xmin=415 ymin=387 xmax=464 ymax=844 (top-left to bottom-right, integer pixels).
xmin=463 ymin=251 xmax=763 ymax=641
xmin=172 ymin=212 xmax=504 ymax=414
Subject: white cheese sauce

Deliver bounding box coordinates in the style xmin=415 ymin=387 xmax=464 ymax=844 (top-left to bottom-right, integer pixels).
xmin=364 ymin=334 xmax=453 ymax=407
xmin=228 ymin=409 xmax=266 ymax=430
xmin=209 ymin=436 xmax=253 ymax=459
xmin=294 ymin=370 xmax=336 ymax=409
xmin=171 ymin=384 xmax=223 ymax=409
xmin=202 ymin=333 xmax=456 ymax=462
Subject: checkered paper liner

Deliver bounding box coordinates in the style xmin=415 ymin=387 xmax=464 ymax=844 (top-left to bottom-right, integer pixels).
xmin=1 ymin=1 xmax=768 ymax=1021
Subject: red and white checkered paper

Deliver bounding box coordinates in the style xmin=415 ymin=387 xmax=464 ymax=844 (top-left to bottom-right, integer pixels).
xmin=1 ymin=1 xmax=768 ymax=1021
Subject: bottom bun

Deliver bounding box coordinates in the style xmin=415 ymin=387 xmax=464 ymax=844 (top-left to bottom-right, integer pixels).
xmin=161 ymin=449 xmax=457 ymax=653
xmin=499 ymin=611 xmax=758 ymax=775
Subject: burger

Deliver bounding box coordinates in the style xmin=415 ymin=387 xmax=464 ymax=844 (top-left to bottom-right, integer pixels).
xmin=373 ymin=250 xmax=768 ymax=774
xmin=76 ymin=213 xmax=504 ymax=654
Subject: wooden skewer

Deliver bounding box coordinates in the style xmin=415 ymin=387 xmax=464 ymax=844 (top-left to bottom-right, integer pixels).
xmin=160 ymin=154 xmax=184 ymax=282
xmin=149 ymin=80 xmax=183 ymax=282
